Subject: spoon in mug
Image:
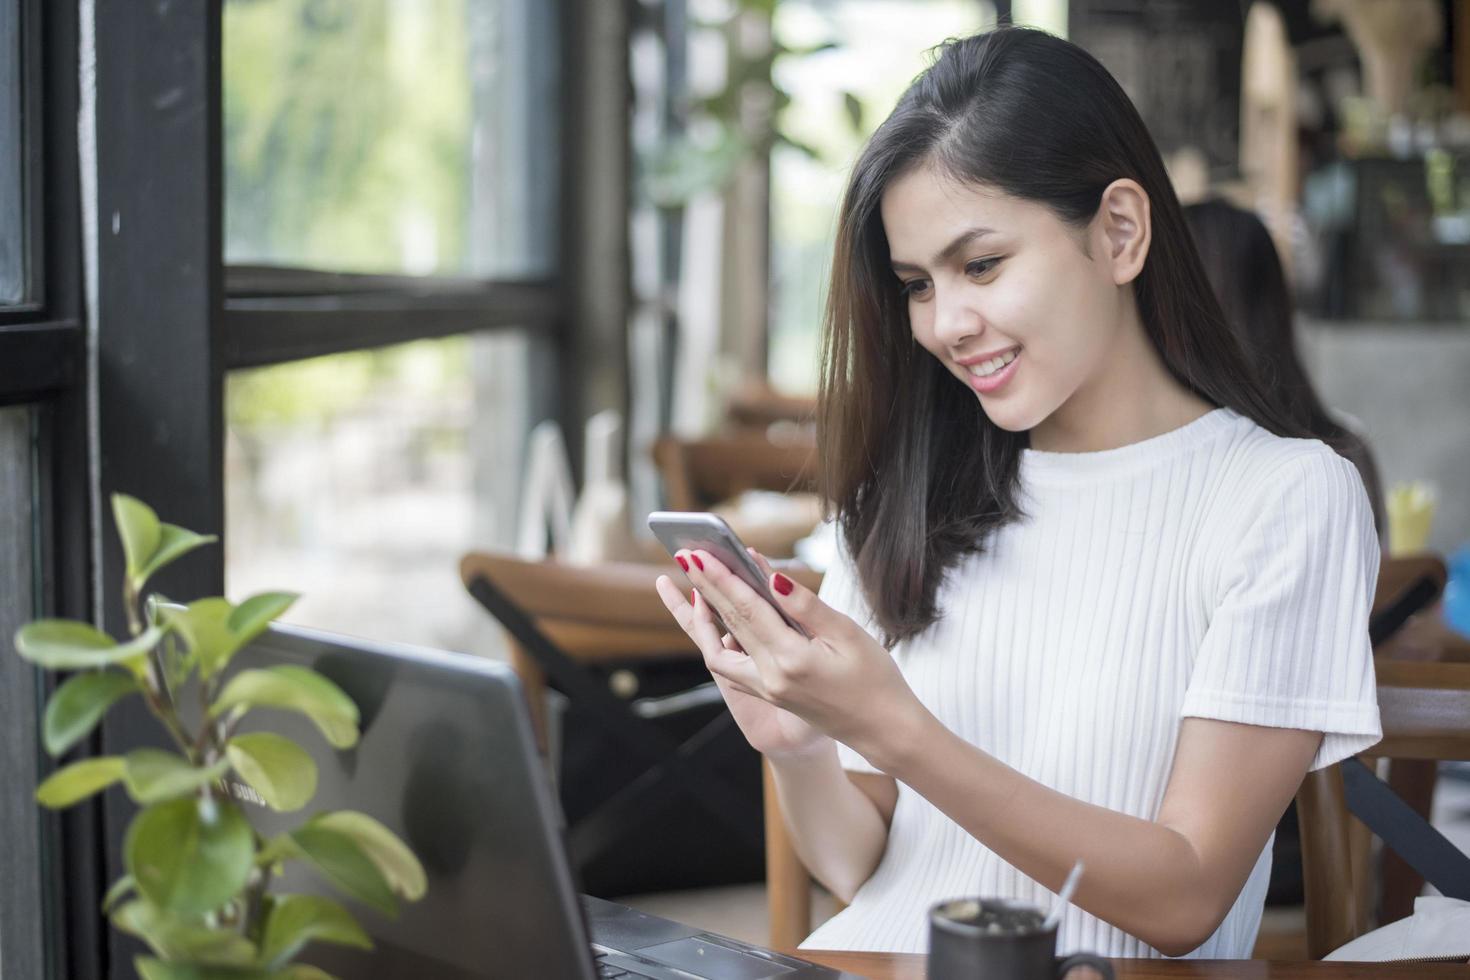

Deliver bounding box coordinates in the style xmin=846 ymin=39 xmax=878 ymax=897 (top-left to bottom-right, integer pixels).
xmin=1042 ymin=860 xmax=1084 ymax=931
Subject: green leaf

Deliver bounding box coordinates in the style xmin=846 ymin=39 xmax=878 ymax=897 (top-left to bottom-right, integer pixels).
xmin=15 ymin=620 xmax=162 ymax=672
xmin=287 ymin=823 xmax=397 ymax=916
xmin=226 ymin=733 xmax=317 ymax=812
xmin=162 ymin=599 xmax=236 ymax=677
xmin=126 ymin=797 xmax=255 ymax=915
xmin=136 ymin=523 xmax=217 ymax=589
xmin=133 ymin=958 xmax=274 ymax=980
xmin=254 ymin=833 xmax=295 ymax=870
xmin=43 ymin=670 xmax=139 ymax=755
xmin=113 ymin=494 xmax=161 ymax=582
xmin=165 ymin=592 xmax=296 ymax=679
xmin=259 ymin=894 xmax=371 ymax=969
xmin=101 ymin=874 xmax=136 ymax=913
xmin=313 ymin=812 xmax=426 ymax=901
xmin=113 ymin=900 xmax=257 ymax=965
xmin=35 ymin=756 xmax=127 ymax=808
xmin=842 ymin=91 xmax=863 ymax=132
xmin=210 ymin=666 xmax=359 ymax=749
xmin=124 ymin=749 xmax=232 ymax=805
xmin=278 ymin=966 xmax=339 ymax=980
xmin=227 ymin=592 xmax=298 ymax=641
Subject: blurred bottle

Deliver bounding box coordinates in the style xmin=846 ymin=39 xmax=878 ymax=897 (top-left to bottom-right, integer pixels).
xmin=1386 ymin=481 xmax=1437 ymax=555
xmin=1444 ymin=546 xmax=1470 ymax=639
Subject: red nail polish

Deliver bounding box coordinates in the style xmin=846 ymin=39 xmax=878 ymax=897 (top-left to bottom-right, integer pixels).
xmin=773 ymin=573 xmax=794 ymax=596
xmin=691 ymin=554 xmax=704 ymax=571
xmin=691 ymin=589 xmax=697 ymax=605
xmin=676 ymin=555 xmax=689 ymax=572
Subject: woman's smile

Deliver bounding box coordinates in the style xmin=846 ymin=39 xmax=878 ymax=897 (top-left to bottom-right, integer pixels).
xmin=958 ymin=346 xmax=1021 ymax=394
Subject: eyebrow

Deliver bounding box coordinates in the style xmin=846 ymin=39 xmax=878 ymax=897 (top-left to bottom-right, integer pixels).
xmin=890 ymin=226 xmax=998 ymax=274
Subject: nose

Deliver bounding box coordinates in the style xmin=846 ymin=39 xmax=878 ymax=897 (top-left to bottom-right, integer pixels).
xmin=931 ymin=286 xmax=984 ymax=350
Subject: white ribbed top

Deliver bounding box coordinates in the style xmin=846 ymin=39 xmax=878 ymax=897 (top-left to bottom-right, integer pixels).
xmin=800 ymin=408 xmax=1382 ymax=958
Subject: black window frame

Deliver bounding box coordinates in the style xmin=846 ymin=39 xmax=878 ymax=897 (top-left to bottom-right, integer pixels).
xmin=0 ymin=0 xmax=100 ymax=977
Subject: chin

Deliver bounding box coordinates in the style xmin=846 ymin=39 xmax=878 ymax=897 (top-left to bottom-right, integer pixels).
xmin=976 ymin=394 xmax=1044 ymax=434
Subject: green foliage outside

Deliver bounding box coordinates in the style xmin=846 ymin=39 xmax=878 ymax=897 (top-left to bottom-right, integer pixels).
xmin=14 ymin=495 xmax=427 ymax=979
xmin=224 ymin=0 xmax=472 ymax=276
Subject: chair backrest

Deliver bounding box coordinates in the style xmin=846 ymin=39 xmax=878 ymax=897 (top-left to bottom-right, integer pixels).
xmin=724 ymin=381 xmax=817 ymax=431
xmin=1297 ymin=551 xmax=1466 ymax=958
xmin=460 ymin=552 xmax=700 ymax=745
xmin=1298 ymin=658 xmax=1470 ymax=957
xmin=652 ymin=432 xmax=817 ymax=513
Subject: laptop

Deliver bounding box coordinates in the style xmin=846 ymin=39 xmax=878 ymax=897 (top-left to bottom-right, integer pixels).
xmin=215 ymin=621 xmax=859 ymax=979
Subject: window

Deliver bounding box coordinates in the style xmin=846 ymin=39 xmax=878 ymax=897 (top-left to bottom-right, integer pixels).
xmin=224 ymin=0 xmax=557 ymax=279
xmin=221 ymin=0 xmax=562 ymax=649
xmin=1 ymin=0 xmax=33 ymax=305
xmin=224 ymin=334 xmax=532 ymax=655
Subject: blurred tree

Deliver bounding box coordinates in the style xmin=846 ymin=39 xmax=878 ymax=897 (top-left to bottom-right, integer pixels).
xmin=224 ymin=0 xmax=473 ymax=276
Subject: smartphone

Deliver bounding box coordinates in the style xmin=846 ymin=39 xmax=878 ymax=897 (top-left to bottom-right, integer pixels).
xmin=647 ymin=511 xmax=811 ymax=638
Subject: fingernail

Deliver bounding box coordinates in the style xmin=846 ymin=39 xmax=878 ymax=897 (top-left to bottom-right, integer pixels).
xmin=773 ymin=573 xmax=794 ymax=596
xmin=691 ymin=554 xmax=704 ymax=571
xmin=690 ymin=589 xmax=698 ymax=606
xmin=676 ymin=555 xmax=690 ymax=572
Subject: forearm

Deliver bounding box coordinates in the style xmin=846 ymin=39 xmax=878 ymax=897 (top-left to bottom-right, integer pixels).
xmin=878 ymin=719 xmax=1219 ymax=956
xmin=768 ymin=742 xmax=890 ymax=903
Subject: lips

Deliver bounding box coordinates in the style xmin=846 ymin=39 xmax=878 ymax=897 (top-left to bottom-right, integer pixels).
xmin=963 ymin=348 xmax=1020 ymax=395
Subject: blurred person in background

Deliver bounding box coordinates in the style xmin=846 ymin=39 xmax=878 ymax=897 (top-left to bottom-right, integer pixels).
xmin=657 ymin=27 xmax=1380 ymax=959
xmin=1184 ymin=198 xmax=1387 ymax=540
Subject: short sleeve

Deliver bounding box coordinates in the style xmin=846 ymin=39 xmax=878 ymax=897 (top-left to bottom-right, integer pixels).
xmin=1181 ymin=449 xmax=1383 ymax=771
xmin=815 ymin=523 xmax=883 ymax=775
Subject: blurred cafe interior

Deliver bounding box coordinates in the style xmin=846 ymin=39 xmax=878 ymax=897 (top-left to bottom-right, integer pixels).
xmin=4 ymin=0 xmax=1470 ymax=977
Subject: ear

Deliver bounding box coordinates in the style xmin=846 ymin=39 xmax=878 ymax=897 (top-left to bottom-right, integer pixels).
xmin=1094 ymin=178 xmax=1151 ymax=286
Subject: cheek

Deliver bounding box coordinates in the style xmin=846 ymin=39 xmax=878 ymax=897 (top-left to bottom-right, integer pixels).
xmin=907 ymin=305 xmax=943 ymax=358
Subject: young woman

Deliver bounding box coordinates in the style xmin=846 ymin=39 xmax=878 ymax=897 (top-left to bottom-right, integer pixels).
xmin=655 ymin=28 xmax=1380 ymax=958
xmin=1182 ymin=198 xmax=1387 ymax=539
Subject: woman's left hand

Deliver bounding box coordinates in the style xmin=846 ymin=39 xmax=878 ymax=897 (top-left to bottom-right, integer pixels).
xmin=673 ymin=547 xmax=930 ymax=770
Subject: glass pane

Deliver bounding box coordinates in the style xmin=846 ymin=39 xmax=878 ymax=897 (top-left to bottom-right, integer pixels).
xmin=225 ymin=334 xmax=532 ymax=656
xmin=223 ymin=0 xmax=557 ymax=278
xmin=1 ymin=0 xmax=25 ymax=304
xmin=0 ymin=405 xmax=47 ymax=977
xmin=767 ymin=0 xmax=993 ymax=394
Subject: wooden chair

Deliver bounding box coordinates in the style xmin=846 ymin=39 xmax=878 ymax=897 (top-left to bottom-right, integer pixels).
xmin=725 ymin=380 xmax=817 ymax=431
xmin=461 ymin=550 xmax=824 ymax=875
xmin=1297 ymin=658 xmax=1470 ymax=957
xmin=1297 ymin=552 xmax=1470 ymax=958
xmin=461 ymin=552 xmax=765 ymax=870
xmin=652 ymin=431 xmax=817 ymax=514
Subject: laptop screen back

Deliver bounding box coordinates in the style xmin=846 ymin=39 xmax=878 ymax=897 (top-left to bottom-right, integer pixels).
xmin=225 ymin=622 xmax=597 ymax=980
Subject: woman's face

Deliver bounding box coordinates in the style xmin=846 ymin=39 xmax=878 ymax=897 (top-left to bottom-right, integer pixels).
xmin=879 ymin=166 xmax=1133 ymax=438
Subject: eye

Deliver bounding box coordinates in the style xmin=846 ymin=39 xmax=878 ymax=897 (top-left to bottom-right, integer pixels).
xmin=966 ymin=257 xmax=1001 ymax=278
xmin=900 ymin=278 xmax=932 ymax=299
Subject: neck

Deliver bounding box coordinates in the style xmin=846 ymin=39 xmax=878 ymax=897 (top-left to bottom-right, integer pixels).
xmin=1029 ymin=303 xmax=1214 ymax=453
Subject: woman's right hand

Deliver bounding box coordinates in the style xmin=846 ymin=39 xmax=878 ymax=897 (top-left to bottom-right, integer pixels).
xmin=655 ymin=577 xmax=830 ymax=760
xmin=709 ymin=629 xmax=831 ymax=759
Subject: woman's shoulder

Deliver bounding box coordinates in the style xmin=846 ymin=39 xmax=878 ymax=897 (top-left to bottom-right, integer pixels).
xmin=1207 ymin=411 xmax=1373 ymax=531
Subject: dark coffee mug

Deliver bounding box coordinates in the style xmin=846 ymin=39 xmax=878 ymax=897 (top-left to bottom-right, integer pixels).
xmin=928 ymin=898 xmax=1115 ymax=980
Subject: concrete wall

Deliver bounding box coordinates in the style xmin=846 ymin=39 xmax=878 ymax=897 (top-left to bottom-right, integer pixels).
xmin=1299 ymin=319 xmax=1470 ymax=557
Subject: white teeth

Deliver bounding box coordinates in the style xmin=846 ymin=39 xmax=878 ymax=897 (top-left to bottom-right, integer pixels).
xmin=967 ymin=350 xmax=1018 ymax=379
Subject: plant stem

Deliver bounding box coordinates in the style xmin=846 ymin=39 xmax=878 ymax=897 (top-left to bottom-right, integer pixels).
xmin=141 ymin=685 xmax=197 ymax=762
xmin=239 ymin=860 xmax=271 ymax=944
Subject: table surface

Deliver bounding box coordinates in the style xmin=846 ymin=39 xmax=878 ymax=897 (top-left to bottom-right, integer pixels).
xmin=792 ymin=950 xmax=1470 ymax=979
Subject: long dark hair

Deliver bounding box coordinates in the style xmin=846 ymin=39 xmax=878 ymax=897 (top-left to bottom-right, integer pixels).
xmin=818 ymin=27 xmax=1308 ymax=646
xmin=1183 ymin=199 xmax=1385 ymax=532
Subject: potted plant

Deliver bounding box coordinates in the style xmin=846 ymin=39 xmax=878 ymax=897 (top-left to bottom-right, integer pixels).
xmin=14 ymin=494 xmax=426 ymax=980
